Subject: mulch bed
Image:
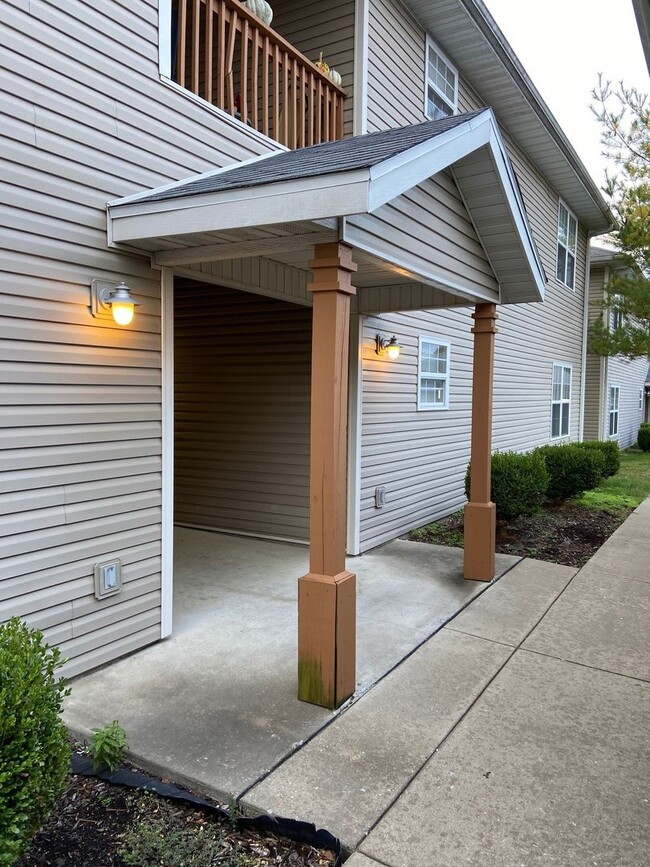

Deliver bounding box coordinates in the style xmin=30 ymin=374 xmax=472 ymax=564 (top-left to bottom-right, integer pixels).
xmin=19 ymin=762 xmax=338 ymax=867
xmin=409 ymin=502 xmax=632 ymax=569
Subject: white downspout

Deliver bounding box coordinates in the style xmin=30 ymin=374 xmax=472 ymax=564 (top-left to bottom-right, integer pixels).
xmin=352 ymin=0 xmax=369 ymax=136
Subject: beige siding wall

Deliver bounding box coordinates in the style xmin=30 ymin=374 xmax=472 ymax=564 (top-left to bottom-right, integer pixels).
xmin=272 ymin=0 xmax=355 ymax=136
xmin=1 ymin=0 xmax=285 ymax=675
xmin=585 ymin=265 xmax=648 ymax=448
xmin=358 ymin=0 xmax=590 ymax=551
xmin=174 ymin=281 xmax=311 ymax=541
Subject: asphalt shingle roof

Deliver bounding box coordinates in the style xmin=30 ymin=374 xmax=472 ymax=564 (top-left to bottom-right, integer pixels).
xmin=136 ymin=110 xmax=487 ymax=204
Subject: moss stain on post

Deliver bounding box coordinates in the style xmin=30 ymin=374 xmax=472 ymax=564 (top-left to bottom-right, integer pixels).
xmin=298 ymin=655 xmax=333 ymax=708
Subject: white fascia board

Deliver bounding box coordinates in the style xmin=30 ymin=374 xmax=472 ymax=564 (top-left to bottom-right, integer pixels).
xmin=107 ymin=149 xmax=286 ymax=208
xmin=367 ymin=110 xmax=493 ymax=211
xmin=110 ymin=171 xmax=371 ymax=242
xmin=485 ymin=124 xmax=546 ymax=302
xmin=342 ymin=220 xmax=500 ymax=304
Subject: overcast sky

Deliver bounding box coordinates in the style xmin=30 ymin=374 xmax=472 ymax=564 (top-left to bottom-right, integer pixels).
xmin=484 ymin=0 xmax=649 ymax=188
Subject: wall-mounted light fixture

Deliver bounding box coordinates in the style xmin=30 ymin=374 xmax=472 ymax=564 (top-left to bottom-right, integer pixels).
xmin=375 ymin=334 xmax=401 ymax=360
xmin=91 ymin=279 xmax=140 ymax=326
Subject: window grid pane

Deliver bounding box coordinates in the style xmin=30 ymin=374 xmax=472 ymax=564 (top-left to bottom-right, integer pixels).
xmin=426 ymin=42 xmax=456 ymax=118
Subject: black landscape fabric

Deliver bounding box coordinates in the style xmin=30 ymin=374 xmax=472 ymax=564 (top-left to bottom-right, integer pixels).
xmin=70 ymin=751 xmax=342 ymax=865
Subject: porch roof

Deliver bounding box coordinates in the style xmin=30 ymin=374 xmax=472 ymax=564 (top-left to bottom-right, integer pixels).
xmin=108 ymin=109 xmax=546 ymax=307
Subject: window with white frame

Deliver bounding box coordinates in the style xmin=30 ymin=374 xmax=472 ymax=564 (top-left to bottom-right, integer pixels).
xmin=556 ymin=202 xmax=577 ymax=289
xmin=551 ymin=363 xmax=572 ymax=438
xmin=608 ymin=386 xmax=620 ymax=436
xmin=425 ymin=38 xmax=457 ymax=121
xmin=610 ymin=293 xmax=624 ymax=331
xmin=418 ymin=338 xmax=450 ymax=410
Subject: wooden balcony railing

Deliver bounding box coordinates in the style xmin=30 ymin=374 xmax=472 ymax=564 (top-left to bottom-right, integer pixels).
xmin=173 ymin=0 xmax=346 ymax=148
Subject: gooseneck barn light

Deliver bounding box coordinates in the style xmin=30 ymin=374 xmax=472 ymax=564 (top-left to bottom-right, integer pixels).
xmin=375 ymin=334 xmax=401 ymax=360
xmin=91 ymin=279 xmax=140 ymax=326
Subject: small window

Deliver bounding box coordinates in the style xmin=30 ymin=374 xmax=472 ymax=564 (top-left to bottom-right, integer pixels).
xmin=425 ymin=38 xmax=457 ymax=120
xmin=610 ymin=293 xmax=624 ymax=331
xmin=609 ymin=386 xmax=620 ymax=436
xmin=551 ymin=363 xmax=572 ymax=438
xmin=418 ymin=337 xmax=450 ymax=410
xmin=556 ymin=202 xmax=577 ymax=289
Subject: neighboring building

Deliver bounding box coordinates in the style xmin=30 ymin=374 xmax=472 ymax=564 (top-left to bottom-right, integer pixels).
xmin=584 ymin=246 xmax=649 ymax=448
xmin=1 ymin=0 xmax=612 ymax=703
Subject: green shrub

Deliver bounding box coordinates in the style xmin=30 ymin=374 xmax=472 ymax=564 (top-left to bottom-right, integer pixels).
xmin=0 ymin=618 xmax=70 ymax=866
xmin=465 ymin=450 xmax=549 ymax=521
xmin=638 ymin=423 xmax=650 ymax=452
xmin=89 ymin=720 xmax=128 ymax=772
xmin=577 ymin=440 xmax=621 ymax=478
xmin=535 ymin=444 xmax=604 ymax=501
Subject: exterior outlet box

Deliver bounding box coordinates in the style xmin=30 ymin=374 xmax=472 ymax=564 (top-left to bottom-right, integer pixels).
xmin=94 ymin=559 xmax=122 ymax=599
xmin=375 ymin=486 xmax=386 ymax=508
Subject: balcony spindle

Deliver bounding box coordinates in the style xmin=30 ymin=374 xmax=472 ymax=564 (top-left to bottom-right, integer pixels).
xmin=174 ymin=0 xmax=344 ymax=148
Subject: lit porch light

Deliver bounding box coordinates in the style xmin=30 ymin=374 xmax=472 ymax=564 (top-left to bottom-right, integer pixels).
xmin=375 ymin=334 xmax=401 ymax=360
xmin=91 ymin=279 xmax=140 ymax=326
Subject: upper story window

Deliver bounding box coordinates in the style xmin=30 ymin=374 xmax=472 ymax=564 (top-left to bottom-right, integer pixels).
xmin=418 ymin=337 xmax=450 ymax=410
xmin=551 ymin=362 xmax=572 ymax=439
xmin=610 ymin=293 xmax=624 ymax=331
xmin=556 ymin=202 xmax=577 ymax=289
xmin=425 ymin=38 xmax=458 ymax=121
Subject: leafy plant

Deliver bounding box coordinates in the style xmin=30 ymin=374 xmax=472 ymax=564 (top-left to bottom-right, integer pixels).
xmin=0 ymin=618 xmax=70 ymax=866
xmin=88 ymin=720 xmax=128 ymax=773
xmin=638 ymin=423 xmax=650 ymax=452
xmin=535 ymin=444 xmax=604 ymax=501
xmin=576 ymin=440 xmax=621 ymax=478
xmin=465 ymin=450 xmax=549 ymax=521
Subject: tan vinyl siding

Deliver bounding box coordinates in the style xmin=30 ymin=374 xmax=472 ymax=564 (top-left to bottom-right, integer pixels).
xmin=367 ymin=0 xmax=426 ymax=132
xmin=605 ymin=355 xmax=648 ymax=448
xmin=347 ymin=172 xmax=498 ymax=298
xmin=584 ymin=263 xmax=648 ymax=448
xmin=272 ymin=0 xmax=355 ymax=136
xmin=359 ymin=3 xmax=591 ymax=549
xmin=174 ymin=282 xmax=311 ymax=541
xmin=1 ymin=0 xmax=285 ymax=675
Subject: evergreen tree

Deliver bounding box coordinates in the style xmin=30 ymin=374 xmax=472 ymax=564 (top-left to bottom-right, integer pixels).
xmin=588 ymin=76 xmax=650 ymax=359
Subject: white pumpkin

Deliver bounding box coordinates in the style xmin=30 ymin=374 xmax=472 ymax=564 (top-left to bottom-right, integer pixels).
xmin=243 ymin=0 xmax=273 ymax=26
xmin=328 ymin=68 xmax=342 ymax=87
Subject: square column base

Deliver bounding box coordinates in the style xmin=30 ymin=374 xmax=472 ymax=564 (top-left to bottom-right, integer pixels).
xmin=298 ymin=570 xmax=356 ymax=709
xmin=464 ymin=502 xmax=496 ymax=582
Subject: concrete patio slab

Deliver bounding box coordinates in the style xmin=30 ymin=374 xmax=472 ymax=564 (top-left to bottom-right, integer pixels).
xmin=343 ymin=855 xmax=383 ymax=867
xmin=360 ymin=651 xmax=650 ymax=867
xmin=445 ymin=559 xmax=575 ymax=647
xmin=64 ymin=530 xmax=518 ymax=798
xmin=522 ymin=570 xmax=650 ymax=680
xmin=245 ymin=628 xmax=511 ymax=849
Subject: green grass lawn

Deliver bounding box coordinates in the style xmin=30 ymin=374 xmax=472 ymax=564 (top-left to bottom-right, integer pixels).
xmin=576 ymin=449 xmax=650 ymax=512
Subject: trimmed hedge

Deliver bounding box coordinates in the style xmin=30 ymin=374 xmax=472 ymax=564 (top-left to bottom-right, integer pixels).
xmin=577 ymin=440 xmax=621 ymax=478
xmin=0 ymin=618 xmax=70 ymax=866
xmin=465 ymin=450 xmax=549 ymax=521
xmin=638 ymin=423 xmax=650 ymax=452
xmin=535 ymin=444 xmax=604 ymax=501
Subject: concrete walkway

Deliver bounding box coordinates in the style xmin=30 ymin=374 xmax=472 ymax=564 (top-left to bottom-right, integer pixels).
xmin=246 ymin=500 xmax=650 ymax=866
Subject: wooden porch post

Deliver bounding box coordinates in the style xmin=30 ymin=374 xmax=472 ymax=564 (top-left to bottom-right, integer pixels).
xmin=298 ymin=242 xmax=357 ymax=708
xmin=464 ymin=303 xmax=498 ymax=582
